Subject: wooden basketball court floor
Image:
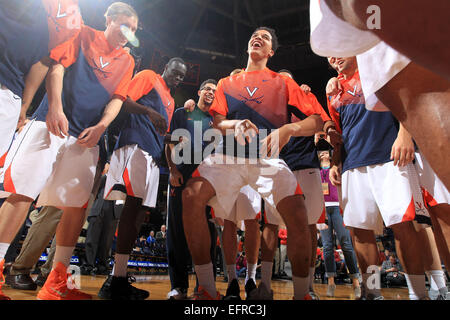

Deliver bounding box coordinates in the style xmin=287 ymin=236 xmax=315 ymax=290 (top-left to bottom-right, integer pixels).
xmin=3 ymin=274 xmax=409 ymax=300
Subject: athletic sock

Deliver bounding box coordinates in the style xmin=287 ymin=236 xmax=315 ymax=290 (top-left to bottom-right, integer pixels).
xmin=0 ymin=243 xmax=10 ymax=262
xmin=260 ymin=261 xmax=273 ymax=289
xmin=426 ymin=270 xmax=447 ymax=292
xmin=112 ymin=254 xmax=129 ymax=277
xmin=292 ymin=275 xmax=309 ymax=300
xmin=227 ymin=264 xmax=237 ymax=282
xmin=245 ymin=263 xmax=257 ymax=285
xmin=194 ymin=262 xmax=216 ymax=297
xmin=405 ymin=274 xmax=427 ymax=300
xmin=53 ymin=246 xmax=75 ymax=268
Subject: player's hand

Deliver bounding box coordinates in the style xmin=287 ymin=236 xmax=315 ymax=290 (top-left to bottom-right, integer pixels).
xmin=234 ymin=119 xmax=258 ymax=146
xmin=327 ymin=127 xmax=343 ymax=148
xmin=391 ymin=134 xmax=415 ymax=167
xmin=169 ymin=167 xmax=183 ymax=187
xmin=329 ymin=165 xmax=342 ymax=186
xmin=102 ymin=163 xmax=110 ymax=175
xmin=326 ymin=77 xmax=343 ymax=96
xmin=300 ymin=84 xmax=311 ymax=95
xmin=77 ymin=125 xmax=105 ymax=148
xmin=147 ymin=108 xmax=167 ymax=135
xmin=260 ymin=124 xmax=292 ymax=158
xmin=184 ymin=99 xmax=196 ymax=112
xmin=16 ymin=107 xmax=29 ymax=132
xmin=46 ymin=108 xmax=69 ymax=138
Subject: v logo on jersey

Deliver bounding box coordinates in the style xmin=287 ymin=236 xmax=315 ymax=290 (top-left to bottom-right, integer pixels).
xmin=245 ymin=86 xmax=259 ymax=98
xmin=99 ymin=57 xmax=110 ymax=69
xmin=347 ymin=85 xmax=358 ymax=97
xmin=56 ymin=1 xmax=67 ymax=19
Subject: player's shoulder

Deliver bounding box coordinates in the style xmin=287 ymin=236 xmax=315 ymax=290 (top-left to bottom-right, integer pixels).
xmin=133 ymin=69 xmax=157 ymax=80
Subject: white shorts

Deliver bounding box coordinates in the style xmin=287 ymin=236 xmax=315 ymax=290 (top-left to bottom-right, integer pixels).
xmin=342 ymin=161 xmax=427 ymax=234
xmin=194 ymin=154 xmax=302 ymax=225
xmin=0 ymin=120 xmax=99 ymax=207
xmin=415 ymin=152 xmax=450 ymax=206
xmin=309 ymin=0 xmax=411 ymax=111
xmin=0 ymin=86 xmax=21 ymax=166
xmin=209 ymin=185 xmax=262 ymax=225
xmin=265 ymin=168 xmax=325 ymax=226
xmin=104 ymin=144 xmax=160 ymax=208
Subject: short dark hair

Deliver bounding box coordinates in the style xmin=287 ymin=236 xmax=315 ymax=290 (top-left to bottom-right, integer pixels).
xmin=167 ymin=57 xmax=186 ymax=67
xmin=199 ymin=79 xmax=217 ymax=90
xmin=254 ymin=27 xmax=279 ymax=52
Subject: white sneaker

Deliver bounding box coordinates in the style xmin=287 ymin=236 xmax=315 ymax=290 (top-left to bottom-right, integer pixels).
xmin=326 ymin=284 xmax=336 ymax=297
xmin=167 ymin=288 xmax=187 ymax=300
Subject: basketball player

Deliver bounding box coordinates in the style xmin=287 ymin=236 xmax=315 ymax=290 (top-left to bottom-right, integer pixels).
xmin=182 ymin=27 xmax=325 ymax=300
xmin=310 ymin=0 xmax=450 ymax=192
xmin=98 ymin=57 xmax=187 ymax=300
xmin=0 ymin=2 xmax=138 ymax=300
xmin=326 ymin=56 xmax=430 ymax=300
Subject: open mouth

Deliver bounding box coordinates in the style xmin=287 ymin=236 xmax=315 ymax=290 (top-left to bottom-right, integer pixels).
xmin=251 ymin=40 xmax=262 ymax=49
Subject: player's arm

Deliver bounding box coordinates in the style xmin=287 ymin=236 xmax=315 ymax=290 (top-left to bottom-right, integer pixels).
xmin=391 ymin=122 xmax=415 ymax=167
xmin=165 ymin=144 xmax=183 ymax=187
xmin=45 ymin=62 xmax=68 ymax=138
xmin=77 ymin=96 xmax=123 ymax=148
xmin=213 ymin=112 xmax=259 ymax=146
xmin=122 ymin=97 xmax=167 ymax=135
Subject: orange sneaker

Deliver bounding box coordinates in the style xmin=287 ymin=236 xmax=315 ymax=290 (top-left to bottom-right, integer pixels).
xmin=0 ymin=259 xmax=11 ymax=300
xmin=194 ymin=286 xmax=221 ymax=300
xmin=37 ymin=262 xmax=92 ymax=300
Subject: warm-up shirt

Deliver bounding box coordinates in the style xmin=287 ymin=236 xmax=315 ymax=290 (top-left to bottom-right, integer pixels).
xmin=327 ymin=70 xmax=399 ymax=173
xmin=116 ymin=70 xmax=174 ymax=166
xmin=33 ymin=25 xmax=134 ymax=137
xmin=209 ymin=68 xmax=325 ymax=164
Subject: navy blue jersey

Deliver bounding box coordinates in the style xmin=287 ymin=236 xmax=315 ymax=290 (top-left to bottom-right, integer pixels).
xmin=169 ymin=105 xmax=214 ymax=180
xmin=0 ymin=0 xmax=49 ymax=98
xmin=115 ymin=70 xmax=174 ymax=167
xmin=328 ymin=70 xmax=399 ymax=173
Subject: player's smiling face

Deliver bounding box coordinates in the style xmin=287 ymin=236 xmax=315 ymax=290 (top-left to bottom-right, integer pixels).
xmin=199 ymin=83 xmax=216 ymax=108
xmin=334 ymin=57 xmax=357 ymax=73
xmin=247 ymin=29 xmax=274 ymax=60
xmin=105 ymin=14 xmax=138 ymax=48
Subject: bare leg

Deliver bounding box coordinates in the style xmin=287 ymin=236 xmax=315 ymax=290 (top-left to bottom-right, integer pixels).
xmin=222 ymin=220 xmax=237 ymax=265
xmin=428 ymin=204 xmax=450 ymax=270
xmin=0 ymin=194 xmax=33 ymax=244
xmin=243 ymin=219 xmax=260 ymax=265
xmin=55 ymin=207 xmax=87 ymax=247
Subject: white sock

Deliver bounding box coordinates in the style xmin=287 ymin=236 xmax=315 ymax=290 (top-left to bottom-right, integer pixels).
xmin=194 ymin=262 xmax=216 ymax=297
xmin=112 ymin=254 xmax=129 ymax=277
xmin=426 ymin=270 xmax=447 ymax=291
xmin=293 ymin=275 xmax=309 ymax=300
xmin=53 ymin=246 xmax=75 ymax=268
xmin=245 ymin=263 xmax=257 ymax=284
xmin=405 ymin=274 xmax=427 ymax=300
xmin=309 ymin=267 xmax=315 ymax=290
xmin=260 ymin=261 xmax=273 ymax=289
xmin=362 ymin=273 xmax=381 ymax=297
xmin=0 ymin=243 xmax=10 ymax=261
xmin=227 ymin=264 xmax=237 ymax=282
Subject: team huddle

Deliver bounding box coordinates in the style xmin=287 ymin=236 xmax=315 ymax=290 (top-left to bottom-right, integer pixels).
xmin=0 ymin=0 xmax=448 ymax=301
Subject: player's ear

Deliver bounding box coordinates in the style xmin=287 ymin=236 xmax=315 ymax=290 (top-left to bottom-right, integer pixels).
xmin=268 ymin=49 xmax=274 ymax=59
xmin=105 ymin=15 xmax=113 ymax=28
xmin=198 ymin=90 xmax=202 ymax=97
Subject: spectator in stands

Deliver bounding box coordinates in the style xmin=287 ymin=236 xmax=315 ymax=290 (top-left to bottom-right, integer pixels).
xmin=381 ymin=253 xmax=407 ymax=287
xmin=277 ymin=228 xmax=288 ymax=278
xmin=146 ymin=231 xmax=156 ymax=247
xmin=236 ymin=252 xmax=247 ymax=278
xmin=156 ymin=225 xmax=166 ymax=240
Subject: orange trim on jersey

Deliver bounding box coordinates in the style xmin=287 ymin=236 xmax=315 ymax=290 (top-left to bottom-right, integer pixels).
xmin=127 ymin=70 xmax=157 ymax=102
xmin=401 ymin=196 xmax=416 ymax=222
xmin=4 ymin=165 xmax=16 ymax=194
xmin=295 ymin=183 xmax=303 ymax=196
xmin=0 ymin=151 xmax=7 ymax=168
xmin=123 ymin=168 xmax=135 ymax=197
xmin=105 ymin=186 xmax=114 ymax=199
xmin=82 ymin=200 xmax=89 ymax=209
xmin=421 ymin=187 xmax=438 ymax=208
xmin=191 ymin=168 xmax=201 ymax=178
xmin=210 ymin=207 xmax=216 ymax=219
